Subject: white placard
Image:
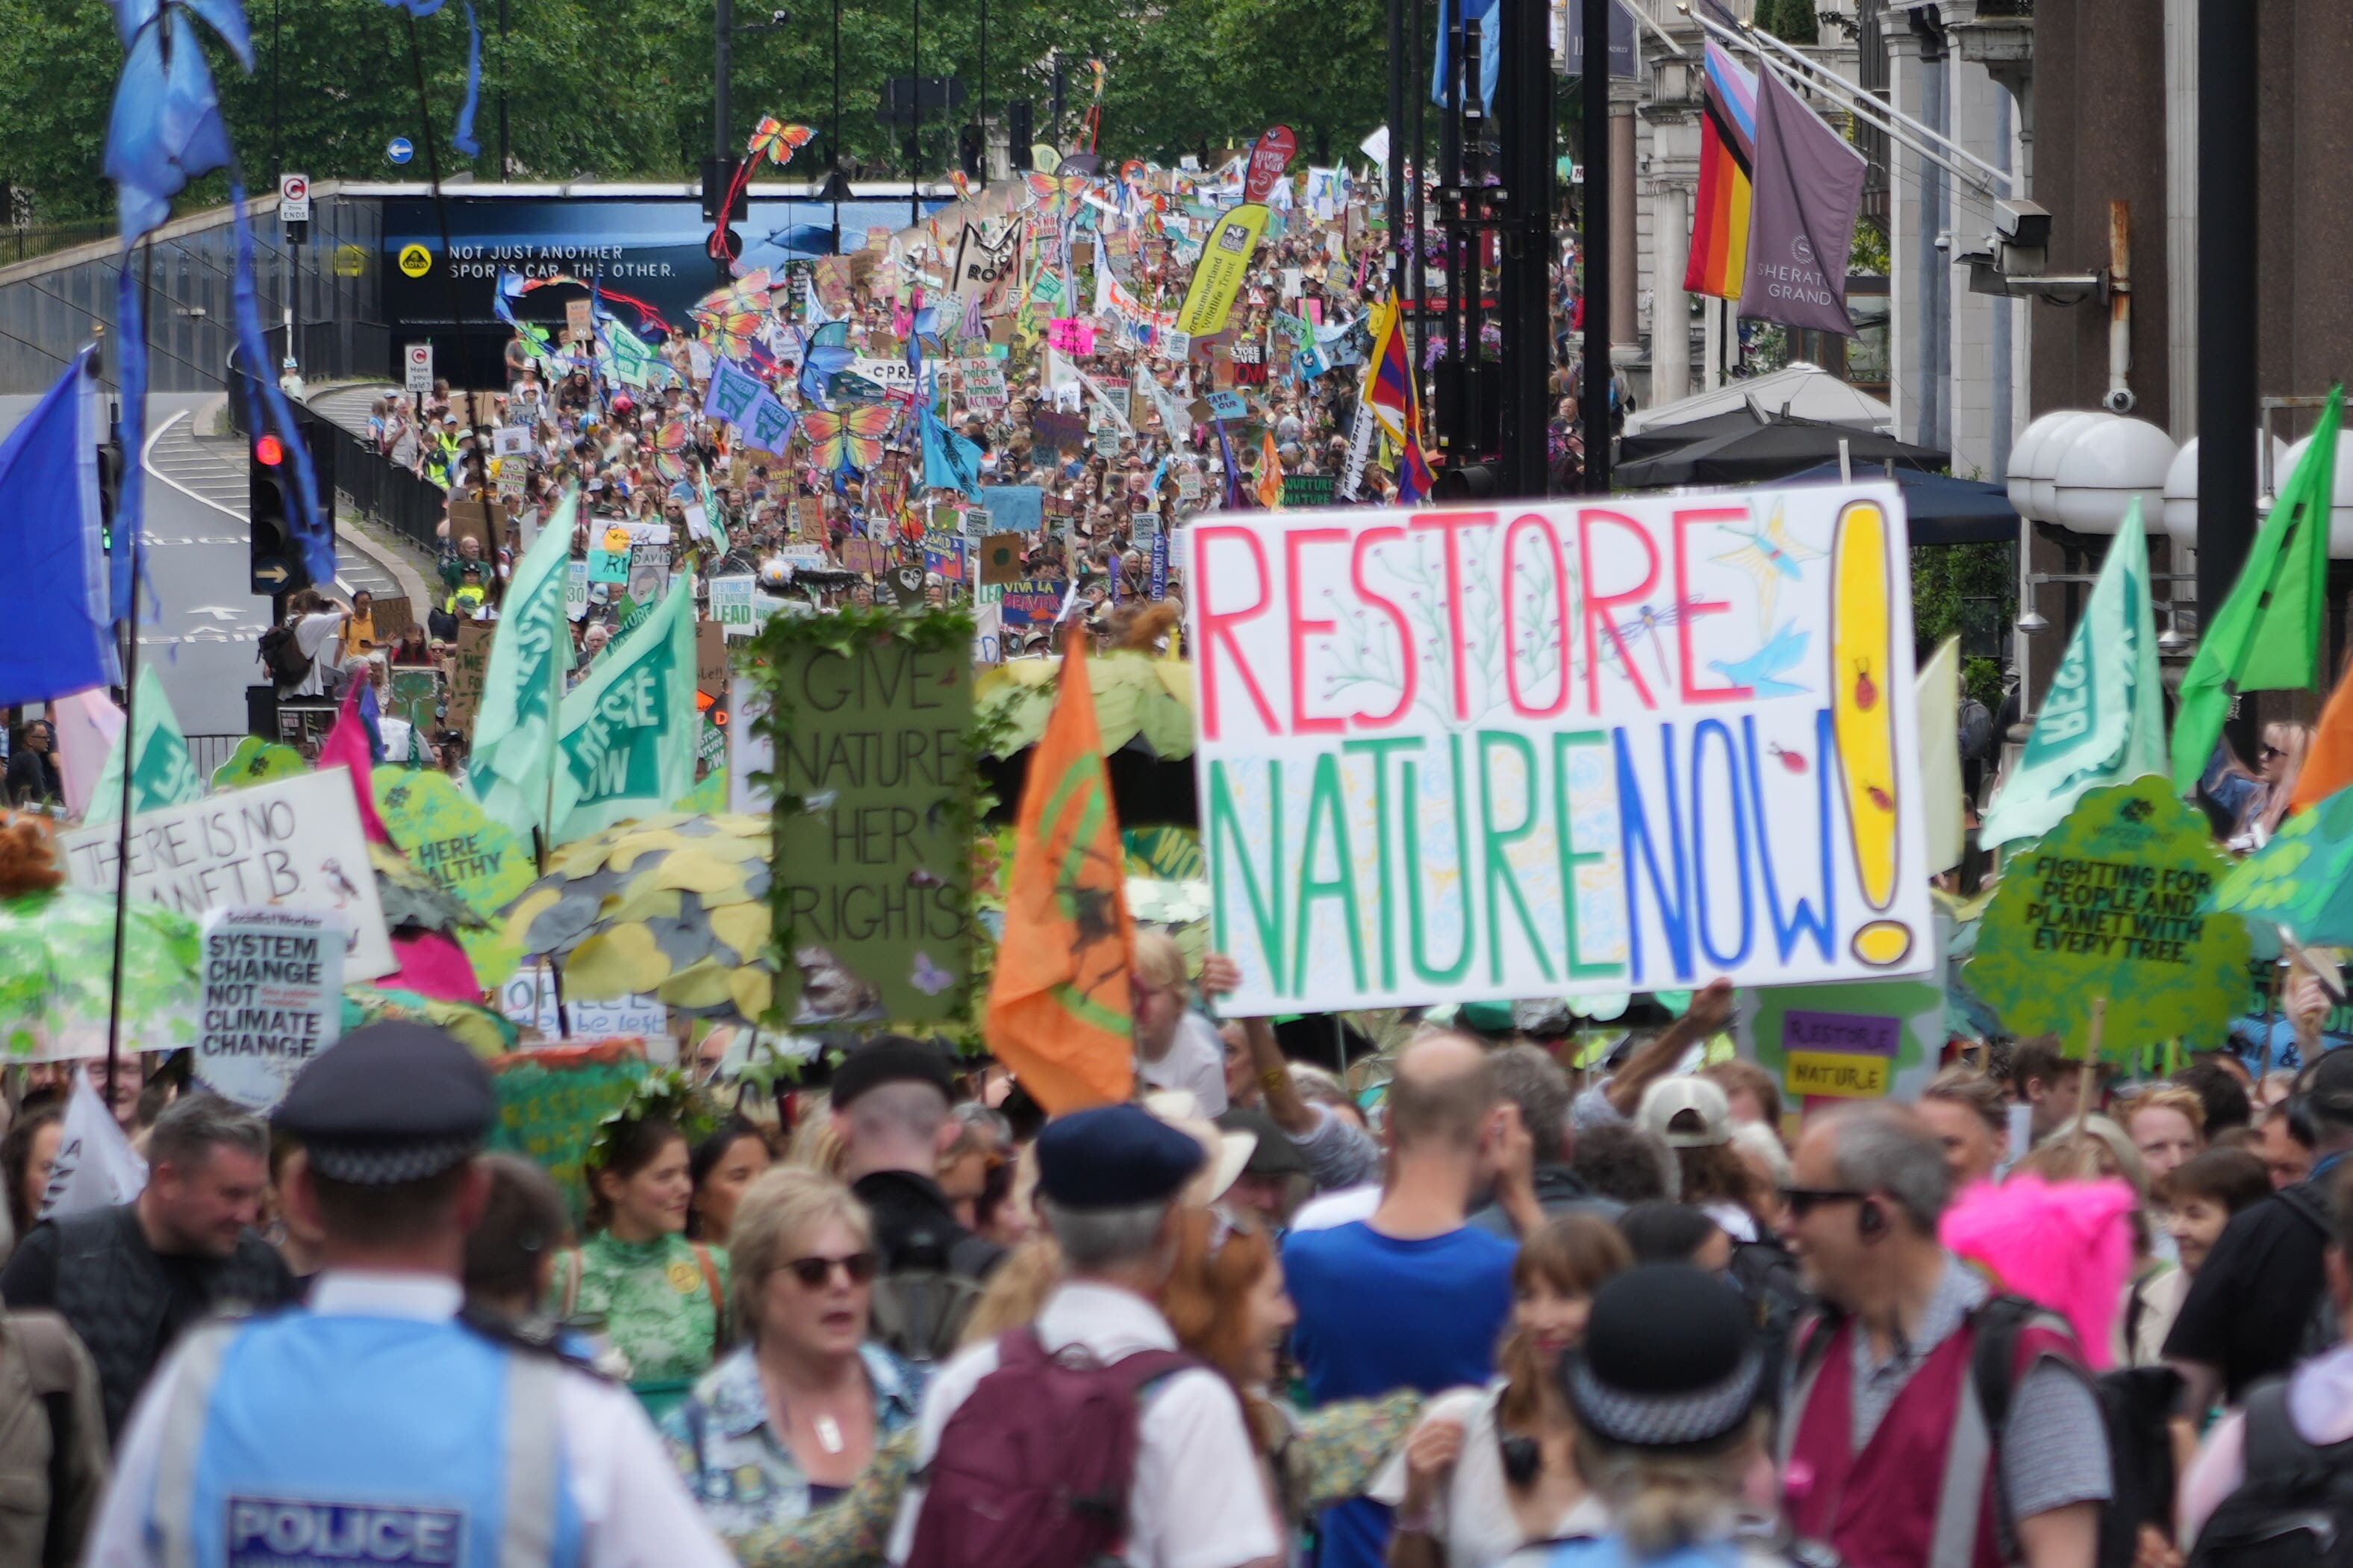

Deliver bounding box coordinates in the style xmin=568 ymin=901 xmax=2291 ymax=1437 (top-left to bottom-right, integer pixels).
xmin=57 ymin=767 xmax=398 ymax=980
xmin=196 ymin=907 xmax=346 ymax=1111
xmin=498 ymin=964 xmax=670 ymax=1045
xmin=710 ymin=575 xmax=769 ymax=638
xmin=1188 ymin=486 xmax=1931 ymax=1014
xmin=404 ymin=342 xmax=434 ymax=395
xmin=492 ymin=425 xmax=532 ymax=457
xmin=727 ymin=675 xmax=773 ymax=815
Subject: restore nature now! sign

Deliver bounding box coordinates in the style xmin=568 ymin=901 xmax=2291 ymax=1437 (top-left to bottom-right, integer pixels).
xmin=1187 ymin=485 xmax=1933 ymax=1014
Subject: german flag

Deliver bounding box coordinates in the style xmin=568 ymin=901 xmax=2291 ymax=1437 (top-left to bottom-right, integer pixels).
xmin=984 ymin=633 xmax=1138 ymax=1112
xmin=1685 ymin=42 xmax=1759 ymax=300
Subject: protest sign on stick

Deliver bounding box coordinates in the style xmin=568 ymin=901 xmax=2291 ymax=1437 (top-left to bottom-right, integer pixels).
xmin=196 ymin=906 xmax=346 ymax=1111
xmin=57 ymin=767 xmax=399 ymax=978
xmin=767 ymin=625 xmax=975 ymax=1023
xmin=1187 ymin=485 xmax=1932 ymax=1013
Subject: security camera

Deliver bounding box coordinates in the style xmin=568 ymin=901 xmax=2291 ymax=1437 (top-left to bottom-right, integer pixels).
xmin=1992 ymin=199 xmax=2051 ymax=249
xmin=2103 ymin=387 xmax=2137 ymax=414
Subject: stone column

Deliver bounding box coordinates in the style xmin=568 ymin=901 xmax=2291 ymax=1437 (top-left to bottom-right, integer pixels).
xmin=1610 ymin=99 xmax=1640 ymax=354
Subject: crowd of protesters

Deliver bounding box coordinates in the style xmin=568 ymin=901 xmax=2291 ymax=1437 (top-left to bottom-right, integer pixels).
xmin=0 ymin=931 xmax=2348 ymax=1568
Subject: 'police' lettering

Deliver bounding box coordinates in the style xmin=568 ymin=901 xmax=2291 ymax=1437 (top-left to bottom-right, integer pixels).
xmin=228 ymin=1498 xmax=464 ymax=1566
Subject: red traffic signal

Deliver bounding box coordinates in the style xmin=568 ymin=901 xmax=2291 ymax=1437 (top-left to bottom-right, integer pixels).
xmin=254 ymin=433 xmax=285 ymax=466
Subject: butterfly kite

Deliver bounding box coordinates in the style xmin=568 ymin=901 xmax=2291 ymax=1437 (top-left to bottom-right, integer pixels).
xmin=691 ymin=270 xmax=771 ymax=360
xmin=653 ymin=419 xmax=692 ymax=484
xmin=801 ymin=405 xmax=898 ymax=473
xmin=708 ymin=118 xmax=816 ymax=260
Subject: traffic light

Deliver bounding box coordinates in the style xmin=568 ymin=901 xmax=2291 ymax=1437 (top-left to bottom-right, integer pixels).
xmin=250 ymin=426 xmax=313 ymax=599
xmin=1007 ymin=101 xmax=1033 ymax=169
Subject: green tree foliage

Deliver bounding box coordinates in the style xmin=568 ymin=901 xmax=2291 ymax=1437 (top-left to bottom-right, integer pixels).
xmin=1752 ymin=0 xmax=1819 ymax=46
xmin=0 ymin=0 xmax=1393 ymax=223
xmin=1912 ymin=540 xmax=2013 ymax=708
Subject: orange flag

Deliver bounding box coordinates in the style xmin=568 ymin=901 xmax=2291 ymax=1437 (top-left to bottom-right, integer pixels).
xmin=985 ymin=633 xmax=1137 ymax=1111
xmin=1256 ymin=428 xmax=1285 ymax=509
xmin=2292 ymin=658 xmax=2353 ymax=813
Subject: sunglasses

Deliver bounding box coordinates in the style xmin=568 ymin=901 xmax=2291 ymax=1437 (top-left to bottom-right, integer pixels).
xmin=2261 ymin=745 xmax=2287 ymax=760
xmin=781 ymin=1252 xmax=879 ymax=1288
xmin=1780 ymin=1185 xmax=1867 ymax=1219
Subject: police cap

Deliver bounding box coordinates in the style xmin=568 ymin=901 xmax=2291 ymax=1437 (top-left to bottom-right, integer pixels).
xmin=1037 ymin=1103 xmax=1206 ymax=1211
xmin=272 ymin=1020 xmax=498 ymax=1184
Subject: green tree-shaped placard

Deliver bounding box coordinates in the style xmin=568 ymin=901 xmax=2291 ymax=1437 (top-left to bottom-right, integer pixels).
xmin=1969 ymin=775 xmax=2250 ymax=1060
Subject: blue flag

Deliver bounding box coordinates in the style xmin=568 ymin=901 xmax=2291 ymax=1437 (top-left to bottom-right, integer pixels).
xmin=922 ymin=407 xmax=984 ymax=496
xmin=1431 ymin=0 xmax=1500 ymax=113
xmin=0 ymin=352 xmax=119 ymax=708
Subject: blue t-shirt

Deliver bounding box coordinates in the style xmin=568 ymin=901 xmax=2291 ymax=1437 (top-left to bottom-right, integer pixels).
xmin=1283 ymin=1220 xmax=1517 ymax=1568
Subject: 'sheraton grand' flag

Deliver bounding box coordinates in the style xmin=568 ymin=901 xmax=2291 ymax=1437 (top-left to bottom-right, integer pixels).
xmin=985 ymin=634 xmax=1137 ymax=1113
xmin=1686 ymin=41 xmax=1757 ymax=300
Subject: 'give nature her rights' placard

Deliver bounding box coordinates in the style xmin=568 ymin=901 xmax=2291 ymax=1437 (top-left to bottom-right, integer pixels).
xmin=1188 ymin=485 xmax=1933 ymax=1013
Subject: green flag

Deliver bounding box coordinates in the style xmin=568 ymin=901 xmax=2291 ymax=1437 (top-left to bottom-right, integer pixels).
xmin=550 ymin=574 xmax=697 ymax=844
xmin=699 ymin=479 xmax=730 ymax=556
xmin=84 ymin=666 xmax=203 ymax=825
xmin=2171 ymin=385 xmax=2343 ymax=793
xmin=469 ymin=491 xmax=580 ymax=847
xmin=602 ymin=317 xmax=664 ymax=388
xmin=1979 ymin=502 xmax=2169 ymax=849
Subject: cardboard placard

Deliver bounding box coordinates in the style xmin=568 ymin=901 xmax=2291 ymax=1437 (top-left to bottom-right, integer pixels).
xmin=448 ymin=496 xmax=501 ymax=557
xmin=444 ymin=620 xmax=496 ymax=734
xmin=696 ymin=619 xmax=730 ymax=701
xmin=57 ymin=768 xmax=399 ymax=980
xmin=370 ymin=596 xmax=414 ymax=648
xmin=979 ymin=533 xmax=1028 ymax=586
xmin=839 ymin=537 xmax=889 ymax=575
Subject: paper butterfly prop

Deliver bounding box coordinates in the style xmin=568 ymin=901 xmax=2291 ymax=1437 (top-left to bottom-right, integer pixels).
xmin=748 ymin=117 xmax=816 ymax=166
xmin=653 ymin=419 xmax=692 ymax=483
xmin=692 ymin=272 xmax=772 ymax=361
xmin=801 ymin=404 xmax=899 ymax=472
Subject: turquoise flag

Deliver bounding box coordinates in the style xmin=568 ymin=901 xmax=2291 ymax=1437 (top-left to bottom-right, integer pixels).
xmin=469 ymin=491 xmax=579 ymax=847
xmin=1979 ymin=502 xmax=2169 ymax=849
xmin=550 ymin=577 xmax=697 ymax=843
xmin=84 ymin=665 xmax=202 ymax=825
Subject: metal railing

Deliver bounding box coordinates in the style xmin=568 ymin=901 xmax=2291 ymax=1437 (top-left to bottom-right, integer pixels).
xmin=227 ymin=372 xmax=447 ymax=555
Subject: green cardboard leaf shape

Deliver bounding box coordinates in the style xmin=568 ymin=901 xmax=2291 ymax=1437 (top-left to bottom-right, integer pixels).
xmin=209 ymin=736 xmax=308 ymax=792
xmin=374 ymin=766 xmax=535 ymax=986
xmin=1969 ymin=775 xmax=2250 ymax=1060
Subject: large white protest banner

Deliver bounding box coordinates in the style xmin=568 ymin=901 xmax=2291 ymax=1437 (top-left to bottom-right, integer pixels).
xmin=1187 ymin=485 xmax=1930 ymax=1013
xmin=57 ymin=767 xmax=397 ymax=979
xmin=196 ymin=907 xmax=347 ymax=1111
xmin=40 ymin=1075 xmax=149 ymax=1220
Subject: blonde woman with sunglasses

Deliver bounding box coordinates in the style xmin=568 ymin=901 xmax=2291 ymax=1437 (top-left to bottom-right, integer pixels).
xmin=660 ymin=1170 xmax=925 ymax=1539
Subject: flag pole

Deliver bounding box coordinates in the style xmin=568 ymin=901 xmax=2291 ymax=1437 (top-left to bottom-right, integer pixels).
xmin=537 ymin=576 xmax=570 ymax=1037
xmin=103 ymin=240 xmax=155 ymax=1101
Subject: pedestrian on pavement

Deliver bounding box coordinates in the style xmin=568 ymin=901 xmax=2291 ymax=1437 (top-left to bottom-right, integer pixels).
xmin=0 ymin=1093 xmax=297 ymax=1440
xmin=79 ymin=1019 xmax=739 ymax=1568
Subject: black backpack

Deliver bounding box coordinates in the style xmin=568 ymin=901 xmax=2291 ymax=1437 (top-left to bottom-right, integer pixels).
xmin=865 ymin=1228 xmax=994 ymax=1366
xmin=1970 ymin=1296 xmax=2180 ymax=1568
xmin=1958 ymin=696 xmax=1996 ymax=762
xmin=257 ymin=622 xmax=311 ymax=684
xmin=2186 ymin=1378 xmax=2353 ymax=1568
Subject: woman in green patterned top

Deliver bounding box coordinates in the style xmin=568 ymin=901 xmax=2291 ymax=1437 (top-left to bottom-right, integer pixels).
xmin=555 ymin=1116 xmax=732 ymax=1405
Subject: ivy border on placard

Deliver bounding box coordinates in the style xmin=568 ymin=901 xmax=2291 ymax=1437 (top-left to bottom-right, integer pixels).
xmin=743 ymin=605 xmax=1006 ymax=1054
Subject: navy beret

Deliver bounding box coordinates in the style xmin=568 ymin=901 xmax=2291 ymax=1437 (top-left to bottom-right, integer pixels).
xmin=272 ymin=1021 xmax=497 ymax=1184
xmin=830 ymin=1034 xmax=957 ymax=1108
xmin=1037 ymin=1104 xmax=1206 ymax=1211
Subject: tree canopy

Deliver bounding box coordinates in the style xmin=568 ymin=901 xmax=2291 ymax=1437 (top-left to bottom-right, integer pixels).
xmin=0 ymin=0 xmax=1392 ymax=222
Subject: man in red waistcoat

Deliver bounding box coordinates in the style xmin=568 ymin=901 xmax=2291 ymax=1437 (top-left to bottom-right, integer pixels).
xmin=1777 ymin=1102 xmax=2110 ymax=1568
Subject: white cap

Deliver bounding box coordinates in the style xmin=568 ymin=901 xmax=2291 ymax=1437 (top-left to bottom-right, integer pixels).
xmin=1636 ymin=1076 xmax=1733 ymax=1149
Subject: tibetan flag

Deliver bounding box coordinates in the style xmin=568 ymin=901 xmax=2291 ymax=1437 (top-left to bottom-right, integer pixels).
xmin=1362 ymin=290 xmax=1438 ymax=501
xmin=985 ymin=634 xmax=1137 ymax=1113
xmin=2171 ymin=385 xmax=2343 ymax=795
xmin=1685 ymin=42 xmax=1757 ymax=300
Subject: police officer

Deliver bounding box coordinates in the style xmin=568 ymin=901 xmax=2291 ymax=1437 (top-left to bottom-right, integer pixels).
xmin=84 ymin=1022 xmax=738 ymax=1568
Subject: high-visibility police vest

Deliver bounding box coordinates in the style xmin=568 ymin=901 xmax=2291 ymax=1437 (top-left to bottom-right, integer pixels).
xmin=145 ymin=1311 xmax=584 ymax=1568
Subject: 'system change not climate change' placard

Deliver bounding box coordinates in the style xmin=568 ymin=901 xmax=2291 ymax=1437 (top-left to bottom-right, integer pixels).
xmin=1188 ymin=484 xmax=1931 ymax=1013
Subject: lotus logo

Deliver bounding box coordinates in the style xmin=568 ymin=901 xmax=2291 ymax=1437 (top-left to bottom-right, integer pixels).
xmin=1792 ymin=234 xmax=1816 ymax=266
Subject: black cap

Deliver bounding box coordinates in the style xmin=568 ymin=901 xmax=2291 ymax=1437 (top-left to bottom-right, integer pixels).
xmin=272 ymin=1020 xmax=497 ymax=1185
xmin=830 ymin=1034 xmax=956 ymax=1108
xmin=1217 ymin=1105 xmax=1312 ymax=1178
xmin=1038 ymin=1104 xmax=1206 ymax=1210
xmin=1561 ymin=1264 xmax=1762 ymax=1450
xmin=2309 ymin=1048 xmax=2353 ymax=1116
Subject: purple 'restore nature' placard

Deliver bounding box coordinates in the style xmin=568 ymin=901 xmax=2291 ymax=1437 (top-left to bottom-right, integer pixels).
xmin=1781 ymin=1009 xmax=1900 ymax=1056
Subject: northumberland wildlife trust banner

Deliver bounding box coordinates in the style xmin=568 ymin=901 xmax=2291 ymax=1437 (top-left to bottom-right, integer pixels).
xmin=1188 ymin=485 xmax=1932 ymax=1014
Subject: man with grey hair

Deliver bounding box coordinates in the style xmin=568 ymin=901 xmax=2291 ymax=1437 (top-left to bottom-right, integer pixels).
xmin=1468 ymin=1043 xmax=1621 ymax=1236
xmin=1778 ymin=1102 xmax=2110 ymax=1568
xmin=888 ymin=1103 xmax=1279 ymax=1568
xmin=1 ymin=1093 xmax=296 ymax=1438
